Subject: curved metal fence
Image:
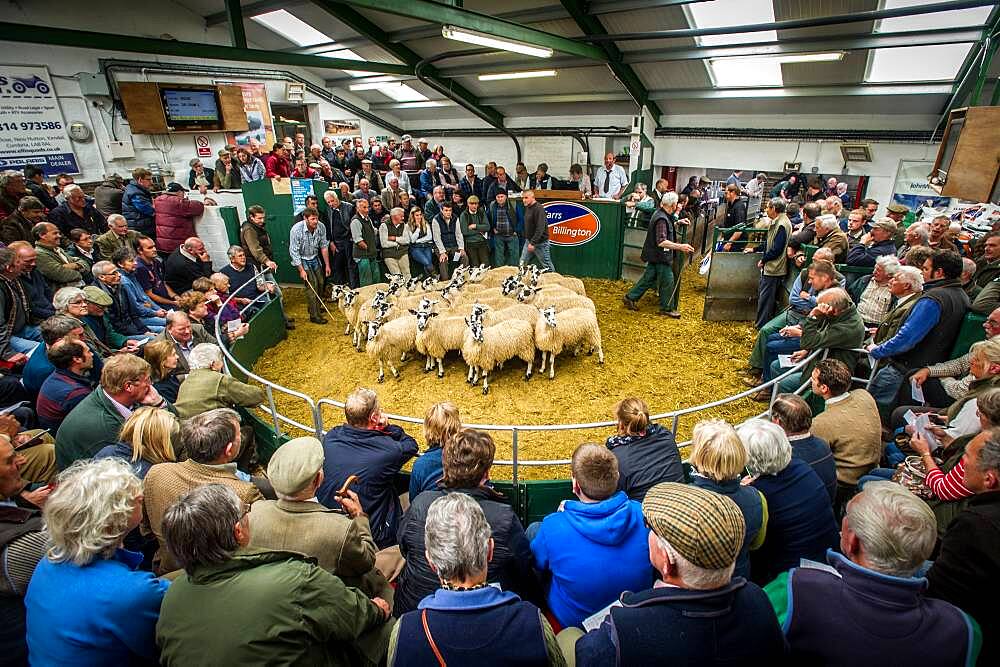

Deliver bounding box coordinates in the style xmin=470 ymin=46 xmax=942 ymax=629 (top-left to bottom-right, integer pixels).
xmin=215 ymin=272 xmax=843 ymax=483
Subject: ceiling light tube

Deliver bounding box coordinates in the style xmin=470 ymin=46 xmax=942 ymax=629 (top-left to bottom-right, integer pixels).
xmin=478 ymin=70 xmax=558 ymax=81
xmin=442 ymin=25 xmax=553 ymax=58
xmin=772 ymin=52 xmax=845 ymax=63
xmin=349 ymin=81 xmax=404 ymax=91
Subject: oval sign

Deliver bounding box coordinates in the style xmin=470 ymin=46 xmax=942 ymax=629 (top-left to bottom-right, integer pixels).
xmin=543 ymin=201 xmax=601 ymax=247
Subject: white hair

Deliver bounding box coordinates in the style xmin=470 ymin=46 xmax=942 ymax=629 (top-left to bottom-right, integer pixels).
xmin=426 ymin=158 xmax=437 ymax=169
xmin=388 ymin=175 xmax=399 ymax=185
xmin=189 ymin=343 xmax=224 ymax=370
xmin=655 ymin=534 xmax=734 ymax=590
xmin=737 ymin=419 xmax=792 ymax=476
xmin=44 ymin=458 xmax=143 ymax=566
xmin=53 ymin=286 xmax=86 ymax=312
xmin=107 ymin=213 xmax=126 ymax=227
xmin=92 ymin=260 xmax=115 ymax=279
xmin=323 ymin=190 xmax=337 ymax=202
xmin=424 ymin=493 xmax=491 ymax=582
xmin=817 ymin=286 xmax=853 ymax=311
xmin=874 ymin=254 xmax=901 ymax=276
xmin=962 ymin=257 xmax=977 ymax=277
xmin=661 ymin=191 xmax=679 ymax=206
xmin=894 ymin=265 xmax=924 ymax=292
xmin=907 ymin=223 xmax=930 ymax=243
xmin=847 ymin=481 xmax=937 ymax=576
xmin=61 ymin=184 xmax=83 ymax=196
xmin=816 ymin=214 xmax=840 ymax=232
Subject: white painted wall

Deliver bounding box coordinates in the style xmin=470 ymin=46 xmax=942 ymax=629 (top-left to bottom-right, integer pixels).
xmin=2 ymin=0 xmax=400 ymax=183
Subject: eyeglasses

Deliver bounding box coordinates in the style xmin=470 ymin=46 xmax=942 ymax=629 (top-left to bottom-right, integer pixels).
xmin=240 ymin=503 xmax=251 ymax=520
xmin=69 ymin=298 xmax=86 ymax=305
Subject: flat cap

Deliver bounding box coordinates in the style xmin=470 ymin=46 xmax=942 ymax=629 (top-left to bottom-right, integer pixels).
xmin=871 ymin=218 xmax=898 ymax=234
xmin=267 ymin=436 xmax=325 ymax=496
xmin=82 ymin=285 xmax=113 ymax=306
xmin=886 ymin=203 xmax=909 ymax=215
xmin=642 ymin=482 xmax=745 ymax=570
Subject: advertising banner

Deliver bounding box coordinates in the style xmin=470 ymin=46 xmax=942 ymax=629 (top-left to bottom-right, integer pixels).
xmin=0 ymin=65 xmax=78 ymax=176
xmin=291 ymin=177 xmax=315 ymax=215
xmin=892 ymin=159 xmax=950 ymax=212
xmin=543 ymin=201 xmax=601 ymax=246
xmin=219 ymin=81 xmax=275 ymax=148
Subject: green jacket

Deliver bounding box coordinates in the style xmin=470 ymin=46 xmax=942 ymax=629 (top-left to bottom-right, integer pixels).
xmin=799 ymin=301 xmax=866 ymax=379
xmin=459 ymin=208 xmax=489 ymax=246
xmin=55 ymin=387 xmax=176 ymax=470
xmin=174 ymin=368 xmax=266 ymax=420
xmin=763 ymin=213 xmax=792 ymax=277
xmin=874 ymin=293 xmax=920 ymax=344
xmin=156 ymin=547 xmax=389 ymax=667
xmin=34 ymin=243 xmax=83 ymax=289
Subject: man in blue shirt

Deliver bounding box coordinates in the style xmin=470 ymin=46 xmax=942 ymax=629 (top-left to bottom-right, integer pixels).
xmin=866 ymin=250 xmax=970 ymax=417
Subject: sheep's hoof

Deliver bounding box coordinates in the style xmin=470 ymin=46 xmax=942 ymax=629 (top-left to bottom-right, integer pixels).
xmin=377 ymin=375 xmax=385 ymax=384
xmin=423 ymin=366 xmax=431 ymax=373
xmin=482 ymin=386 xmax=489 ymax=395
xmin=438 ymin=372 xmax=444 ymax=379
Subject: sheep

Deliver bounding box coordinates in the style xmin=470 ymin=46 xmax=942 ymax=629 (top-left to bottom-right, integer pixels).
xmin=515 ymin=284 xmax=577 ymax=304
xmin=466 ymin=265 xmax=489 ymax=283
xmin=480 ymin=265 xmax=521 ymax=288
xmin=338 ymin=289 xmax=362 ymax=336
xmin=533 ymin=273 xmax=586 ymax=296
xmin=534 ymin=305 xmax=604 ymax=379
xmin=362 ymin=312 xmax=418 ymax=383
xmin=482 ymin=303 xmax=540 ymax=327
xmin=517 ymin=286 xmax=596 ymax=312
xmin=461 ymin=312 xmax=536 ymax=395
xmin=412 ymin=305 xmax=469 ymax=378
xmin=354 ymin=290 xmax=394 ymax=349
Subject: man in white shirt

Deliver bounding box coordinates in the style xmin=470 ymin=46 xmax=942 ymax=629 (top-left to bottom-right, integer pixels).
xmin=593 ymin=153 xmax=628 ymax=200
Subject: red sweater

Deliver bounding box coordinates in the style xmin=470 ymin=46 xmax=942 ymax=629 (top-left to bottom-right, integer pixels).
xmin=264 ymin=152 xmax=291 ymax=178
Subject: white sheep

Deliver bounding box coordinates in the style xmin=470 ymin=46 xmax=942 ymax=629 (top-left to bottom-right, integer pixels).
xmin=354 ymin=290 xmax=394 ymax=349
xmin=482 ymin=303 xmax=540 ymax=327
xmin=480 ymin=265 xmax=521 ymax=288
xmin=412 ymin=306 xmax=468 ymax=378
xmin=534 ymin=306 xmax=604 ymax=379
xmin=519 ymin=287 xmax=596 ymax=313
xmin=461 ymin=313 xmax=536 ymax=394
xmin=533 ymin=273 xmax=586 ymax=296
xmin=363 ymin=313 xmax=418 ymax=383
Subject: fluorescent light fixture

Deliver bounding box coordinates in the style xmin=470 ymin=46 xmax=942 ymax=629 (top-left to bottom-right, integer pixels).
xmin=251 ymin=10 xmax=332 ymax=47
xmin=478 ymin=70 xmax=558 ymax=81
xmin=349 ymin=81 xmax=404 ymax=91
xmin=687 ymin=0 xmax=777 ymax=48
xmin=388 ymin=100 xmax=456 ymax=108
xmin=867 ymin=43 xmax=973 ymax=82
xmin=441 ymin=25 xmax=553 ymax=58
xmin=771 ymin=52 xmax=844 ymax=64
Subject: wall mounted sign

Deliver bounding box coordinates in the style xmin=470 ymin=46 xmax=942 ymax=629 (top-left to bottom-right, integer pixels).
xmin=0 ymin=65 xmax=78 ymax=175
xmin=543 ymin=201 xmax=601 ymax=246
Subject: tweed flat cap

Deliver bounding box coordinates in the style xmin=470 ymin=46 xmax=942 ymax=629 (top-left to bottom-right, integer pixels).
xmin=642 ymin=482 xmax=746 ymax=570
xmin=886 ymin=203 xmax=909 ymax=214
xmin=267 ymin=436 xmax=324 ymax=496
xmin=82 ymin=285 xmax=113 ymax=306
xmin=871 ymin=218 xmax=898 ymax=234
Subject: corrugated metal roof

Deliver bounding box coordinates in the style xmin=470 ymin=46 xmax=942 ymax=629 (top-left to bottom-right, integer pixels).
xmin=632 ymin=61 xmax=713 ymax=90
xmin=461 ymin=66 xmax=620 ymax=98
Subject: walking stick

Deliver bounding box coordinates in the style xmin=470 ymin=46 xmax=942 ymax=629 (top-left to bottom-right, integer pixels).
xmin=302 ymin=271 xmax=338 ymax=321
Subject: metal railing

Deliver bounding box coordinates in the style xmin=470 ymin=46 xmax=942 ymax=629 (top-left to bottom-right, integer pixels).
xmin=214 ymin=274 xmax=856 ymax=483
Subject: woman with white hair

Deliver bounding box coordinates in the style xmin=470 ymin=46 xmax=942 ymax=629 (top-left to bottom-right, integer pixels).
xmin=388 ymin=493 xmax=564 ymax=666
xmin=24 ymin=458 xmax=168 ymax=664
xmin=173 ymin=342 xmax=265 ymax=420
xmin=738 ymin=419 xmax=839 ymax=585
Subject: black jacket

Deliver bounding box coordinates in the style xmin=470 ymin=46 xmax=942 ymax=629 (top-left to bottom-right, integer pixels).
xmin=99 ymin=281 xmax=144 ymax=336
xmin=47 ymin=201 xmax=106 ymax=238
xmin=605 ymin=423 xmax=685 ymax=501
xmin=927 ymin=491 xmax=1000 ymax=665
xmin=394 ymin=485 xmax=540 ymax=616
xmin=723 ymin=197 xmax=748 ymax=229
xmin=163 ymin=249 xmax=213 ymax=294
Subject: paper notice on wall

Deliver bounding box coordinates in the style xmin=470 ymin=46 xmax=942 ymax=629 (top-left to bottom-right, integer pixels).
xmin=0 ymin=65 xmax=79 ymax=176
xmin=271 ymin=177 xmax=291 ymax=195
xmin=218 ymin=81 xmax=275 ymax=148
xmin=291 ymin=177 xmax=315 ymax=214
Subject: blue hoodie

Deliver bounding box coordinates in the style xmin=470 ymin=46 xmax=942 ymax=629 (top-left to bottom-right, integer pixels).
xmin=530 ymin=491 xmax=653 ymax=628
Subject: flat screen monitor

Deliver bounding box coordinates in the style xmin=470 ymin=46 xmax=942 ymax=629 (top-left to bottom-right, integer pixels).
xmin=936 ymin=116 xmax=966 ymax=182
xmin=160 ymin=87 xmax=220 ymax=129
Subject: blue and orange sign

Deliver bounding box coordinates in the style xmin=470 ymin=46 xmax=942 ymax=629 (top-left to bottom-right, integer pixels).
xmin=543 ymin=201 xmax=601 ymax=247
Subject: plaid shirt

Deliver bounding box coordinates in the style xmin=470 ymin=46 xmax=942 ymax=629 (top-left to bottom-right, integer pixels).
xmin=288 ymin=221 xmax=327 ymax=266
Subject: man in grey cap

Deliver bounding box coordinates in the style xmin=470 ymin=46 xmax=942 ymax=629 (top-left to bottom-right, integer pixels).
xmin=847 ymin=217 xmax=898 ymax=267
xmin=885 ymin=202 xmax=909 ymax=224
xmin=565 ymin=482 xmax=786 ymax=666
xmin=247 ymin=436 xmax=393 ymax=602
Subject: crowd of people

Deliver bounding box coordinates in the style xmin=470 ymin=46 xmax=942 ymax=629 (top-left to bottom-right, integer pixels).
xmin=0 ymin=149 xmax=997 ymax=665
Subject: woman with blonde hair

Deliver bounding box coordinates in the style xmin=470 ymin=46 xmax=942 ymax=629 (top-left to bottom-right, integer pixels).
xmin=144 ymin=338 xmax=182 ymax=402
xmin=24 ymin=458 xmax=168 ymax=664
xmin=605 ymin=397 xmax=683 ymax=500
xmin=95 ymin=406 xmax=178 ymax=479
xmin=407 ymin=207 xmax=436 ymax=278
xmin=689 ymin=418 xmax=767 ymax=580
xmin=409 ymin=402 xmax=462 ymax=499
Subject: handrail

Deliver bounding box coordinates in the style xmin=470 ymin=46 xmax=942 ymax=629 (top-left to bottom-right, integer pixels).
xmin=213 ymin=274 xmax=861 ymax=474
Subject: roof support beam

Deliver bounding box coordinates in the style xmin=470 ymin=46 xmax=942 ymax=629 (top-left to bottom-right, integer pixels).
xmin=310 ymin=1 xmax=506 ymax=128
xmin=557 ymin=0 xmax=659 ymax=117
xmin=583 ymin=0 xmax=995 ymax=42
xmin=206 ymin=0 xmax=304 ymax=26
xmin=367 ymin=81 xmax=953 ymax=110
xmin=321 ymin=0 xmax=607 ymax=61
xmin=428 ymin=27 xmax=983 ymax=77
xmin=0 ymin=21 xmax=412 ymax=75
xmin=224 ymin=0 xmax=248 ymax=49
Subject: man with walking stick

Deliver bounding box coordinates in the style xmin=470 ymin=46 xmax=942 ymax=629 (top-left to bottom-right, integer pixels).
xmin=289 ymin=207 xmax=331 ymax=325
xmin=623 ymin=191 xmax=694 ymax=318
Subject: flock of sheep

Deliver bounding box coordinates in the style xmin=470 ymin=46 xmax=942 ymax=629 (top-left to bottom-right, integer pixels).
xmin=329 ymin=265 xmax=604 ymax=394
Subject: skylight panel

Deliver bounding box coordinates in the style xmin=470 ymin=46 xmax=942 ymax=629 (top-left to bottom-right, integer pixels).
xmin=376 ymin=84 xmax=429 ymax=102
xmin=709 ymin=57 xmax=783 ymax=87
xmin=251 ymin=10 xmax=332 ymax=47
xmin=687 ymin=0 xmax=777 ymax=47
xmin=877 ymin=0 xmax=992 ymax=33
xmin=867 ymin=43 xmax=974 ymax=82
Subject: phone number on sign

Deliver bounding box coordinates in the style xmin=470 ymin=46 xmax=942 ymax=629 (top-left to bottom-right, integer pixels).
xmin=0 ymin=121 xmax=63 ymax=131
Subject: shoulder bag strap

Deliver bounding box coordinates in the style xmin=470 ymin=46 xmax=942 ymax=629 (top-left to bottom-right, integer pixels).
xmin=421 ymin=609 xmax=447 ymax=667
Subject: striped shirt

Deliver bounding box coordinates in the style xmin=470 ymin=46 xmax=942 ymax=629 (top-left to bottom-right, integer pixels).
xmin=925 ymin=459 xmax=973 ymax=501
xmin=857 ymin=280 xmax=893 ymax=325
xmin=288 ymin=221 xmax=328 ymax=266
